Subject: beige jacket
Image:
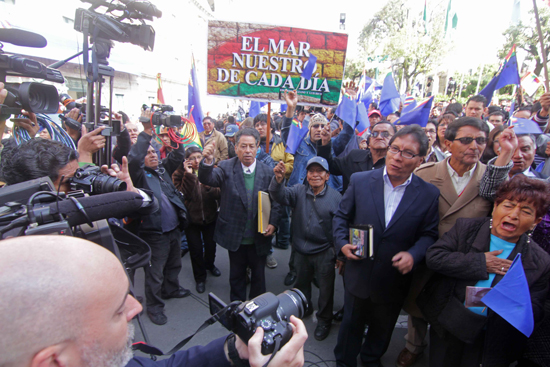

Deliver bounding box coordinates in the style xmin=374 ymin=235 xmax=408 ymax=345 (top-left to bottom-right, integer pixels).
xmin=200 ymin=129 xmax=228 ymax=164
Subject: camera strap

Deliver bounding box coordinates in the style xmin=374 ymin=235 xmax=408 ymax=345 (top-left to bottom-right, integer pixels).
xmin=132 ymin=301 xmax=282 ymax=367
xmin=132 ymin=301 xmax=238 ymax=356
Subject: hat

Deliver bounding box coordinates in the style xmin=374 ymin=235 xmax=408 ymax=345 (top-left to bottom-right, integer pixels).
xmin=368 ymin=110 xmax=381 ymax=117
xmin=306 ymin=157 xmax=329 ymax=172
xmin=310 ymin=113 xmax=328 ymax=126
xmin=225 ymin=124 xmax=239 ymax=137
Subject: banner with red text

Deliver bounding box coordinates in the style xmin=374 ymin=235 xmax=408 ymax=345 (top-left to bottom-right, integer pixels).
xmin=207 ymin=20 xmax=348 ymax=107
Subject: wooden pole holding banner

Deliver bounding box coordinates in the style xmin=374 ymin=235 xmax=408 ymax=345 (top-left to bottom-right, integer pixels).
xmin=266 ymin=102 xmax=271 ymax=153
xmin=533 ymin=0 xmax=550 ymax=91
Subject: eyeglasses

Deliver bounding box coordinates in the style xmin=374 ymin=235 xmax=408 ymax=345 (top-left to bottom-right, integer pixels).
xmin=311 ymin=124 xmax=325 ymax=129
xmin=387 ymin=146 xmax=418 ymax=159
xmin=452 ymin=137 xmax=487 ymax=145
xmin=424 ymin=129 xmax=436 ymax=134
xmin=372 ymin=131 xmax=392 ymax=138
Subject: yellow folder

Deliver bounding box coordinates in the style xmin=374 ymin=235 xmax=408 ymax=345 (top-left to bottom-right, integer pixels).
xmin=258 ymin=191 xmax=271 ymax=233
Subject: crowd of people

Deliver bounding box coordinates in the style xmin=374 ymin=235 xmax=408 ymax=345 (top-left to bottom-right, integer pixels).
xmin=1 ymin=80 xmax=550 ymax=367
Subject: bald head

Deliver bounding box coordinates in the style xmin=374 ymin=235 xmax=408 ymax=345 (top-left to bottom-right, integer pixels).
xmin=0 ymin=236 xmax=135 ymax=367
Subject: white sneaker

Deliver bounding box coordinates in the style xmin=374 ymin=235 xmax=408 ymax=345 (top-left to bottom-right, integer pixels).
xmin=266 ymin=254 xmax=278 ymax=268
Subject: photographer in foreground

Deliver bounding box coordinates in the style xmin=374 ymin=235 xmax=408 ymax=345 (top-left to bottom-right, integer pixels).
xmin=0 ymin=236 xmax=307 ymax=367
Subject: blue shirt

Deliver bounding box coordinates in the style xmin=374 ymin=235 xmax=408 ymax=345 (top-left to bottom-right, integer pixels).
xmin=469 ymin=234 xmax=515 ymax=316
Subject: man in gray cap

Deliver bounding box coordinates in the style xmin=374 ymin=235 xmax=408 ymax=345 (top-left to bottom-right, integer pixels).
xmin=269 ymin=157 xmax=342 ymax=341
xmin=225 ymin=124 xmax=239 ymax=158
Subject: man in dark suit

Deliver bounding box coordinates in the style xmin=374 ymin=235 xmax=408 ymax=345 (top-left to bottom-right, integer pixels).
xmin=199 ymin=128 xmax=281 ymax=302
xmin=333 ymin=125 xmax=440 ymax=367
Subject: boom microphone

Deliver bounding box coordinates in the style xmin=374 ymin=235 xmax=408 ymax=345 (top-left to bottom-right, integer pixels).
xmin=33 ymin=191 xmax=149 ymax=227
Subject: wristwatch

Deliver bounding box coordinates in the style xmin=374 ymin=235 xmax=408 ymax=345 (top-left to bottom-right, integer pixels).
xmin=226 ymin=333 xmax=250 ymax=367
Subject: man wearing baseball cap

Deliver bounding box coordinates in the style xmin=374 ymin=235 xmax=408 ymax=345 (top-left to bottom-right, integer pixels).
xmin=269 ymin=156 xmax=342 ymax=341
xmin=225 ymin=124 xmax=239 ymax=158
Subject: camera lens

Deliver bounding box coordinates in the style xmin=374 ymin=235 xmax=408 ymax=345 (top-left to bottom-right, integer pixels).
xmin=276 ymin=289 xmax=307 ymax=319
xmin=19 ymin=82 xmax=59 ymax=114
xmin=92 ymin=175 xmax=127 ymax=193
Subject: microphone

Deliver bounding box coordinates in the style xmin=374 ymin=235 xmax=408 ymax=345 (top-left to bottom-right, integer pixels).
xmin=32 ymin=191 xmax=148 ymax=227
xmin=0 ymin=29 xmax=47 ymax=48
xmin=120 ymin=0 xmax=162 ymax=18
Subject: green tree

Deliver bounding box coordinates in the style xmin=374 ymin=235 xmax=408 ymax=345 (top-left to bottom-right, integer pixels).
xmin=500 ymin=2 xmax=550 ymax=77
xmin=358 ymin=0 xmax=450 ymax=93
xmin=344 ymin=58 xmax=363 ymax=82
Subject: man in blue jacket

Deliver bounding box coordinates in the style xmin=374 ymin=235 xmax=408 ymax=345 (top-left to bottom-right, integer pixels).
xmin=332 ymin=125 xmax=440 ymax=367
xmin=0 ymin=236 xmax=307 ymax=367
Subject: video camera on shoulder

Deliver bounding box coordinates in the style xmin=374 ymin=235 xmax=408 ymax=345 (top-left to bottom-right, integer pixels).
xmin=209 ymin=289 xmax=307 ymax=355
xmin=141 ymin=103 xmax=183 ymax=128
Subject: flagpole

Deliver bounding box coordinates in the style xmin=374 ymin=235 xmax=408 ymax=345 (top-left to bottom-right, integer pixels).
xmin=475 ymin=64 xmax=484 ymax=95
xmin=266 ymin=102 xmax=271 ymax=154
xmin=532 ymin=0 xmax=550 ymax=91
xmin=458 ymin=71 xmax=465 ymax=98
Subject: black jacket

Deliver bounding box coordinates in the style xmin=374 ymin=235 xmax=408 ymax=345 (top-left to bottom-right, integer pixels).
xmin=128 ymin=132 xmax=188 ymax=234
xmin=269 ymin=178 xmax=342 ymax=255
xmin=419 ymin=217 xmax=550 ymax=366
xmin=317 ymin=142 xmax=385 ymax=193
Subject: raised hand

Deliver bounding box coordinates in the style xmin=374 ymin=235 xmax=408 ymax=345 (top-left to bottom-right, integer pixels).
xmin=202 ymin=141 xmax=216 ymax=164
xmin=321 ymin=123 xmax=331 ymax=146
xmin=273 ymin=160 xmax=286 ymax=183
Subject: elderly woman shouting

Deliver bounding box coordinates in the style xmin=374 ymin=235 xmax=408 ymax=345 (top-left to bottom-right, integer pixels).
xmin=418 ymin=175 xmax=550 ymax=367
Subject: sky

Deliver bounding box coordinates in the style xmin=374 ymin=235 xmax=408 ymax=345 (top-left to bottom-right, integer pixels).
xmin=216 ymin=0 xmax=533 ymax=74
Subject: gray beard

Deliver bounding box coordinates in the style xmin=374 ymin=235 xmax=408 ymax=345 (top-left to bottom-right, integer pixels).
xmin=80 ymin=322 xmax=135 ymax=367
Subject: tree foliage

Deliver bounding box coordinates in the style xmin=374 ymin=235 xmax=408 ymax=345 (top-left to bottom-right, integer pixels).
xmin=358 ymin=0 xmax=450 ymax=93
xmin=500 ymin=2 xmax=550 ymax=77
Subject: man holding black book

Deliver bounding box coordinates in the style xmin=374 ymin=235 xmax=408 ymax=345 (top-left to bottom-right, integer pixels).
xmin=332 ymin=125 xmax=440 ymax=367
xmin=269 ymin=157 xmax=342 ymax=341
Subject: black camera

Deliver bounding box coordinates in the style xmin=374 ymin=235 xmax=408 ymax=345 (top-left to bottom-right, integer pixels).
xmin=74 ymin=6 xmax=156 ymax=52
xmin=71 ymin=165 xmax=126 ymax=194
xmin=209 ymin=289 xmax=307 ymax=355
xmin=0 ymin=53 xmax=63 ymax=116
xmin=150 ymin=104 xmax=183 ymax=128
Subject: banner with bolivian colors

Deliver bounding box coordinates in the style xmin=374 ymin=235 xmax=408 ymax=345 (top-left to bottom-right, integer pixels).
xmin=207 ymin=20 xmax=348 ymax=107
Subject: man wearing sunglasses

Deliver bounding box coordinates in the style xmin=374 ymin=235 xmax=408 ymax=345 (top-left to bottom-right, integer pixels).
xmin=317 ymin=121 xmax=395 ymax=193
xmin=396 ymin=116 xmax=518 ymax=367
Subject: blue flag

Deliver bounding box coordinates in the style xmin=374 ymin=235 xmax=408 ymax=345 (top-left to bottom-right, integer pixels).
xmin=188 ymin=62 xmax=204 ymax=132
xmin=335 ymin=94 xmax=357 ymax=128
xmin=285 ymin=118 xmax=309 ymax=154
xmin=379 ymin=73 xmax=401 ymax=117
xmin=249 ymin=101 xmax=267 ymax=118
xmin=510 ymin=117 xmax=544 ymax=134
xmin=481 ymin=253 xmax=534 ymax=337
xmin=480 ymin=49 xmax=521 ymax=103
xmin=402 ymin=99 xmax=417 ymax=114
xmin=356 ymin=102 xmax=370 ymax=133
xmin=301 ymin=54 xmax=317 ymax=80
xmin=280 ymin=104 xmax=287 ymax=113
xmin=395 ymin=96 xmax=434 ymax=127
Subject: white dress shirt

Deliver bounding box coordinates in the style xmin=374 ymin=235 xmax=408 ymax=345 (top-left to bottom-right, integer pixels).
xmin=447 ymin=160 xmax=476 ymax=196
xmin=241 ymin=159 xmax=257 ymax=174
xmin=383 ymin=167 xmax=413 ymax=226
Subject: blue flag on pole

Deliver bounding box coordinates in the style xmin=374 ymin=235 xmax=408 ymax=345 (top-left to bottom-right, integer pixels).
xmin=481 ymin=253 xmax=534 ymax=337
xmin=335 ymin=94 xmax=357 ymax=128
xmin=301 ymin=54 xmax=317 ymax=80
xmin=510 ymin=117 xmax=544 ymax=134
xmin=356 ymin=102 xmax=370 ymax=133
xmin=188 ymin=61 xmax=204 ymax=132
xmin=379 ymin=73 xmax=401 ymax=117
xmin=285 ymin=118 xmax=309 ymax=154
xmin=249 ymin=101 xmax=267 ymax=118
xmin=395 ymin=96 xmax=434 ymax=127
xmin=280 ymin=104 xmax=287 ymax=113
xmin=480 ymin=47 xmax=521 ymax=103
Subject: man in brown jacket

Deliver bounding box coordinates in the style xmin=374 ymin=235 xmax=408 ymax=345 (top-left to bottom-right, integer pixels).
xmin=396 ymin=117 xmax=517 ymax=367
xmin=199 ymin=117 xmax=228 ymax=164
